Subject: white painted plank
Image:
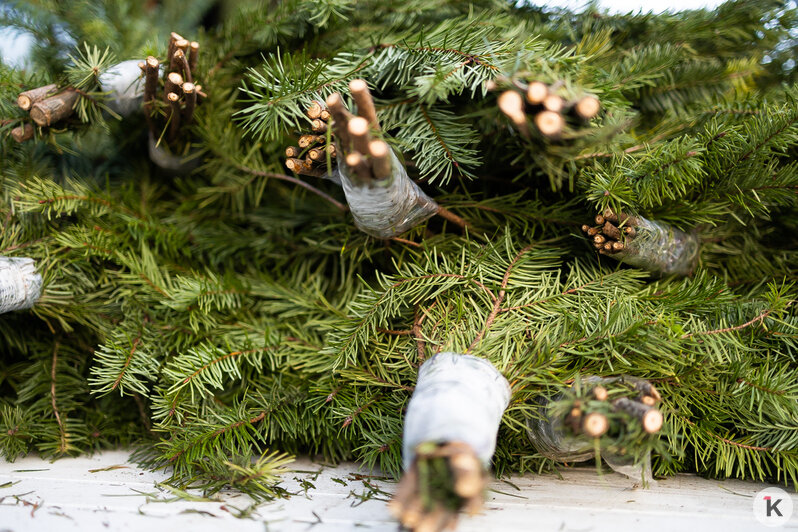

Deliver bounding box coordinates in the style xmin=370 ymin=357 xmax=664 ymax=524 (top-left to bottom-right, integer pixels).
xmin=0 ymin=450 xmax=794 ymax=531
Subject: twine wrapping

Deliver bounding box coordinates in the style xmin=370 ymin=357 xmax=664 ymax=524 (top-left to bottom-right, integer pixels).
xmin=0 ymin=257 xmax=42 ymax=314
xmin=402 ymin=352 xmax=510 ymax=469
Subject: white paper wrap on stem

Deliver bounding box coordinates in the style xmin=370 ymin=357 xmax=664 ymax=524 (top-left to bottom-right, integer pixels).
xmin=526 ymin=394 xmax=654 ymax=484
xmin=338 ymin=149 xmax=438 ymax=238
xmin=0 ymin=257 xmax=42 ymax=314
xmin=615 ymin=216 xmax=699 ymax=276
xmin=99 ymin=60 xmax=148 ymax=117
xmin=402 ymin=352 xmax=511 ymax=469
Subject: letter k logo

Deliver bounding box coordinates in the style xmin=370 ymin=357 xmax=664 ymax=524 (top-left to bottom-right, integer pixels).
xmin=765 ymin=496 xmax=783 ymax=517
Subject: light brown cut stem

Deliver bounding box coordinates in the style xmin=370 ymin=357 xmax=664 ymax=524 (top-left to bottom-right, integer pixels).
xmin=308 ymin=147 xmax=324 ymax=161
xmin=612 ymin=398 xmax=663 ymax=433
xmin=168 ymin=32 xmax=183 ymax=65
xmin=320 ymin=109 xmax=331 ymax=121
xmin=325 ymin=92 xmax=353 ymax=148
xmin=307 ymin=101 xmax=323 ymax=119
xmin=543 ymin=94 xmax=564 ymax=112
xmin=624 ymin=226 xmax=636 ymax=237
xmin=144 ymin=57 xmax=159 ymax=103
xmin=17 ymin=84 xmax=58 ymax=111
xmin=286 ymin=157 xmax=325 ymax=178
xmin=285 ymin=146 xmax=300 ymax=158
xmin=11 ymin=123 xmax=34 ymax=143
xmin=172 ymin=39 xmax=189 ymax=71
xmin=30 ymin=89 xmax=79 ymax=126
xmin=575 ymin=95 xmax=600 ymax=119
xmin=526 ymin=81 xmax=548 ymax=105
xmin=582 ymin=412 xmax=609 ymax=437
xmin=593 ymin=234 xmax=605 ymax=245
xmin=632 ymin=379 xmax=662 ymax=401
xmin=415 ymin=506 xmax=448 ymax=532
xmin=143 ymin=56 xmax=160 ymax=133
xmin=189 ymin=42 xmax=200 ymax=75
xmin=345 ymin=151 xmax=372 ymax=182
xmin=534 ymin=110 xmax=564 ymax=137
xmin=612 ymin=241 xmax=624 ymax=252
xmin=182 ymin=82 xmax=196 ymax=125
xmin=167 ymin=92 xmax=181 ymax=143
xmin=603 ymin=221 xmax=621 ymax=240
xmin=348 ymin=116 xmax=371 ymax=157
xmin=388 ymin=466 xmax=418 ymax=518
xmin=175 ymin=49 xmax=192 ymax=83
xmin=369 ymin=140 xmax=392 ymax=180
xmin=349 ymin=78 xmax=380 ymax=129
xmin=595 ymin=214 xmax=605 ymax=225
xmin=298 ymin=134 xmax=323 ymax=148
xmin=592 ymin=385 xmax=608 ymax=401
xmin=498 ymin=90 xmax=530 ymax=137
xmin=311 ymin=119 xmax=327 ymax=133
xmin=164 ymin=72 xmax=183 ymax=100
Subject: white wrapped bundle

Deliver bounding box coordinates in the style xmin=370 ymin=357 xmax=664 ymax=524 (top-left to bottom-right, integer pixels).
xmin=0 ymin=257 xmax=42 ymax=314
xmin=403 ymin=352 xmax=511 ymax=469
xmin=338 ymin=149 xmax=438 ymax=239
xmin=99 ymin=60 xmax=148 ymax=117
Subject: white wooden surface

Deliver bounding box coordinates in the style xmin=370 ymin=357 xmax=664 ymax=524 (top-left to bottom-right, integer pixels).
xmin=0 ymin=450 xmax=793 ymax=531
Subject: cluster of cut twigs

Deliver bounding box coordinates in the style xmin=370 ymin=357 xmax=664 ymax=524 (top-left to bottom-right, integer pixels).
xmin=285 ymin=79 xmax=394 ymax=185
xmin=566 ymin=377 xmax=663 ymax=437
xmin=581 ymin=208 xmax=638 ymax=256
xmin=326 ymin=80 xmax=394 ymax=184
xmin=492 ymin=78 xmax=600 ymax=139
xmin=11 ymin=84 xmax=77 ymax=142
xmin=284 ymin=101 xmax=336 ymax=177
xmin=142 ymin=32 xmax=206 ymax=145
xmin=389 ymin=441 xmax=485 ymax=532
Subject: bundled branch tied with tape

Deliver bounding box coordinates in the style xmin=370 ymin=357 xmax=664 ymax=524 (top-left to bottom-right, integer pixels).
xmin=285 ymin=80 xmax=441 ymax=238
xmin=389 ymin=353 xmax=510 ymax=532
xmin=0 ymin=257 xmax=43 ymax=314
xmin=582 ymin=209 xmax=700 ymax=276
xmin=144 ymin=32 xmax=206 ymax=171
xmin=526 ymin=376 xmax=663 ymax=484
xmin=330 ymin=80 xmax=438 ymax=238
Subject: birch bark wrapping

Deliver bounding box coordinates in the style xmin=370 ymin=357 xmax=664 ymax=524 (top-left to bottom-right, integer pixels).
xmin=337 ymin=149 xmax=438 ymax=238
xmin=0 ymin=257 xmax=42 ymax=314
xmin=402 ymin=352 xmax=511 ymax=469
xmin=616 ymin=216 xmax=699 ymax=276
